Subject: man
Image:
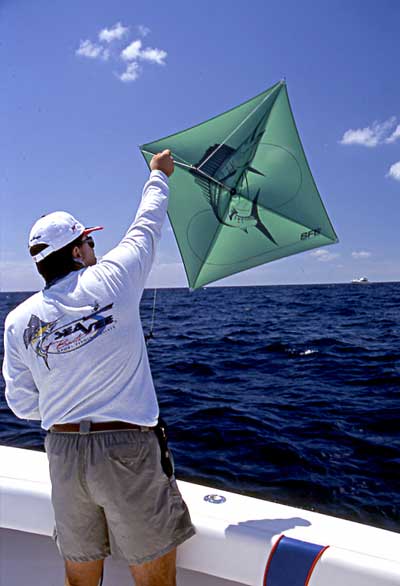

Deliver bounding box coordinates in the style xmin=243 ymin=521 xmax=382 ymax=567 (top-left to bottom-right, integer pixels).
xmin=2 ymin=150 xmax=195 ymax=586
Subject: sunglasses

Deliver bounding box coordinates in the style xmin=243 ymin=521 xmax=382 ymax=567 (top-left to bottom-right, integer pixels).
xmin=80 ymin=236 xmax=95 ymax=249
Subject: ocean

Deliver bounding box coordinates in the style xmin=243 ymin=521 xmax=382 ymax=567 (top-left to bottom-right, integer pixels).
xmin=1 ymin=283 xmax=399 ymax=533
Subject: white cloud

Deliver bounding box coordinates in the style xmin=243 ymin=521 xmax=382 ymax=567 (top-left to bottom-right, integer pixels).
xmin=99 ymin=22 xmax=129 ymax=43
xmin=139 ymin=47 xmax=167 ymax=65
xmin=76 ymin=39 xmax=104 ymax=59
xmin=121 ymin=39 xmax=143 ymax=61
xmin=340 ymin=117 xmax=396 ymax=147
xmin=352 ymin=251 xmax=371 ymax=259
xmin=340 ymin=127 xmax=378 ymax=147
xmin=137 ymin=25 xmax=150 ymax=37
xmin=310 ymin=249 xmax=340 ymax=262
xmin=387 ymin=161 xmax=400 ymax=181
xmin=386 ymin=124 xmax=400 ymax=144
xmin=118 ymin=62 xmax=141 ymax=82
xmin=120 ymin=40 xmax=167 ymax=65
xmin=76 ymin=26 xmax=167 ymax=83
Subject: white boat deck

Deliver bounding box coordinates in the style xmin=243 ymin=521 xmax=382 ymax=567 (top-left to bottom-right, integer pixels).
xmin=1 ymin=445 xmax=399 ymax=585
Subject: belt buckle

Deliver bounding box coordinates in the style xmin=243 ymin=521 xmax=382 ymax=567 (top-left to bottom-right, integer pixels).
xmin=79 ymin=421 xmax=91 ymax=435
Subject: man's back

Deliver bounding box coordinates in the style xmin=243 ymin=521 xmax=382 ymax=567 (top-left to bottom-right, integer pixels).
xmin=3 ymin=169 xmax=169 ymax=430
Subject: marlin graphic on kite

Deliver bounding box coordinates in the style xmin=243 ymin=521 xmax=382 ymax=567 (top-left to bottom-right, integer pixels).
xmin=140 ymin=80 xmax=338 ymax=289
xmin=189 ymin=109 xmax=277 ymax=244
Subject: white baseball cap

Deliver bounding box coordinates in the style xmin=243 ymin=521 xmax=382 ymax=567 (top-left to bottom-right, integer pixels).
xmin=29 ymin=211 xmax=103 ymax=262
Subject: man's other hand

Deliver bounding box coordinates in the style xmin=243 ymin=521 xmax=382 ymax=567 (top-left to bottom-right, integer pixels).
xmin=150 ymin=149 xmax=174 ymax=177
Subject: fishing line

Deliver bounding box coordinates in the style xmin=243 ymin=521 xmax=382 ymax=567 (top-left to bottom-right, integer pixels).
xmin=145 ymin=288 xmax=157 ymax=344
xmin=150 ymin=288 xmax=157 ymax=335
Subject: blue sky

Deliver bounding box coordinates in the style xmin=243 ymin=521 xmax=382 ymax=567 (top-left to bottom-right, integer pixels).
xmin=1 ymin=0 xmax=399 ymax=291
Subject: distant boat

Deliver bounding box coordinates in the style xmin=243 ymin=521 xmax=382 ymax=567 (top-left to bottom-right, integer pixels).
xmin=352 ymin=276 xmax=369 ymax=284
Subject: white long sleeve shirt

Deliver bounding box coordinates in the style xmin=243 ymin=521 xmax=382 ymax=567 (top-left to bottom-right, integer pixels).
xmin=2 ymin=170 xmax=169 ymax=430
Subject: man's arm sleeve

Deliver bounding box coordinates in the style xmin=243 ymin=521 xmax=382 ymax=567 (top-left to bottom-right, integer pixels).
xmin=97 ymin=170 xmax=169 ymax=293
xmin=2 ymin=321 xmax=41 ymax=420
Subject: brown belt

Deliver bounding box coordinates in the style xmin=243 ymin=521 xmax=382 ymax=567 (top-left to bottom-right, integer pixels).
xmin=50 ymin=421 xmax=155 ymax=434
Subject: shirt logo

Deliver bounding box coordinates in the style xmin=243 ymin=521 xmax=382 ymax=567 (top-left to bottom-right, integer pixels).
xmin=23 ymin=303 xmax=114 ymax=369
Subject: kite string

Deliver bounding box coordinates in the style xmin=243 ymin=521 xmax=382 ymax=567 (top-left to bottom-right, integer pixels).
xmin=197 ymin=88 xmax=277 ymax=172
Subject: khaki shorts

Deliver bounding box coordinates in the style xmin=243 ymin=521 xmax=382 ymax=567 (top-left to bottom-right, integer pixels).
xmin=45 ymin=428 xmax=195 ymax=565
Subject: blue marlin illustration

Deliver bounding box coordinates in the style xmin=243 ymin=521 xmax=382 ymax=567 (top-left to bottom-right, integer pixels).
xmin=190 ymin=114 xmax=277 ymax=244
xmin=23 ymin=314 xmax=58 ymax=369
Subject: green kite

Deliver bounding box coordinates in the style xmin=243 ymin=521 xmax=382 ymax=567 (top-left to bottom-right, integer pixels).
xmin=141 ymin=80 xmax=338 ymax=289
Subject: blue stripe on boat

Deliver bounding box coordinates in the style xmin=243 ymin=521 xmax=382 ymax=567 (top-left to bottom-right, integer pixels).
xmin=264 ymin=535 xmax=327 ymax=586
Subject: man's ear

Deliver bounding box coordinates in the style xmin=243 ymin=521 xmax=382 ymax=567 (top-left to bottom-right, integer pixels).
xmin=71 ymin=245 xmax=82 ymax=261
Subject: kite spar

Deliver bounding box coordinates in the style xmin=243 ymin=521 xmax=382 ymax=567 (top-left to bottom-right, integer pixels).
xmin=140 ymin=80 xmax=338 ymax=289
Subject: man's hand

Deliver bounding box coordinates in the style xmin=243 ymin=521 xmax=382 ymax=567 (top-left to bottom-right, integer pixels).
xmin=150 ymin=149 xmax=174 ymax=177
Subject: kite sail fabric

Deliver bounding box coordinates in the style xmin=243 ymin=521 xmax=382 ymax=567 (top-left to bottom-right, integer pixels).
xmin=140 ymin=80 xmax=338 ymax=289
